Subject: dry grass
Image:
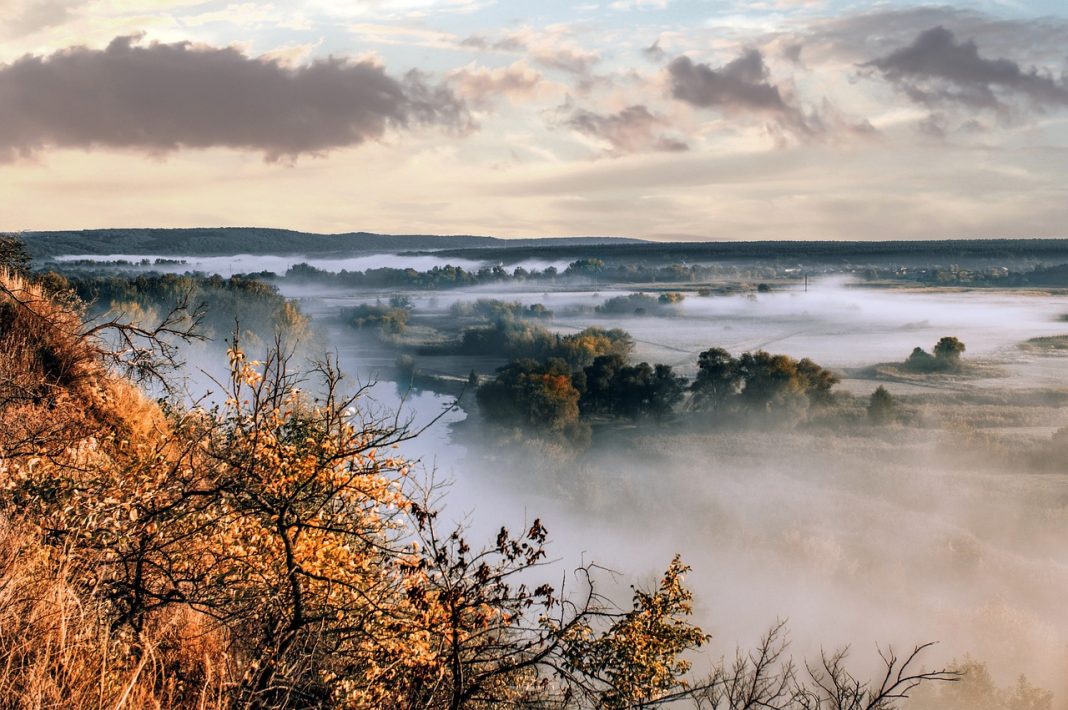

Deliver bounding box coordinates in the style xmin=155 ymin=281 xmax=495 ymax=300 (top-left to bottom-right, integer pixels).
xmin=0 ymin=271 xmax=228 ymax=708
xmin=1018 ymin=334 xmax=1068 ymax=352
xmin=0 ymin=269 xmax=166 ymax=460
xmin=0 ymin=518 xmax=232 ymax=709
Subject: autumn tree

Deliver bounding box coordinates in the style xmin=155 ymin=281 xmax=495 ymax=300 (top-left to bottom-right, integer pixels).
xmin=658 ymin=292 xmax=686 ymax=305
xmin=4 ymin=332 xmax=436 ymax=705
xmin=552 ymin=327 xmax=634 ymax=368
xmin=562 ymin=556 xmax=709 ymax=707
xmin=476 ymin=358 xmax=584 ymax=435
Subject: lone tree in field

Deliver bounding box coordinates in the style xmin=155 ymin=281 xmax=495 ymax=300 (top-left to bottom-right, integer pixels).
xmin=868 ymin=385 xmax=896 ymax=424
xmin=933 ymin=336 xmax=966 ymax=367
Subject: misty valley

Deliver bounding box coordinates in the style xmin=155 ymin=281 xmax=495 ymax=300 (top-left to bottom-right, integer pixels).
xmin=4 ymin=230 xmax=1066 ymax=707
xmin=7 ymin=0 xmax=1068 ymax=703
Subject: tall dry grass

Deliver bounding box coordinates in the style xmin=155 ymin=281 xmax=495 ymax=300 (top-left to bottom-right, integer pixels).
xmin=0 ymin=270 xmax=231 ymax=708
xmin=0 ymin=268 xmax=166 ymax=460
xmin=0 ymin=518 xmax=232 ymax=709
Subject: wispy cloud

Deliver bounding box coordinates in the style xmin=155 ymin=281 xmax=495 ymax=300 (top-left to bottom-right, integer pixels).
xmin=0 ymin=0 xmax=86 ymax=39
xmin=447 ymin=60 xmax=548 ymax=108
xmin=562 ymin=103 xmax=688 ymax=155
xmin=461 ymin=26 xmax=600 ymax=75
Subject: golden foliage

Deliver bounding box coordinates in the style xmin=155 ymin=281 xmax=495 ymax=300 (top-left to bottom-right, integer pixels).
xmin=562 ymin=555 xmax=709 ymax=708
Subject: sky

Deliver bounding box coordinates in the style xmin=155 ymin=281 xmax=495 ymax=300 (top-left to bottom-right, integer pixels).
xmin=1 ymin=0 xmax=1067 ymax=241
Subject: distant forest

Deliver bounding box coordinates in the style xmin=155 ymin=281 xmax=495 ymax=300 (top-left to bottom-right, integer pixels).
xmin=16 ymin=228 xmax=641 ymax=258
xmin=425 ymin=238 xmax=1068 ymax=266
xmin=15 ymin=228 xmax=1068 ymax=266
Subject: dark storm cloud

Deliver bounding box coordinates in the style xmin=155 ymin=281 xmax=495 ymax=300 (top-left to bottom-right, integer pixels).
xmin=865 ymin=26 xmax=1068 ymax=111
xmin=564 ymin=104 xmax=688 ymax=155
xmin=0 ymin=35 xmax=469 ymax=161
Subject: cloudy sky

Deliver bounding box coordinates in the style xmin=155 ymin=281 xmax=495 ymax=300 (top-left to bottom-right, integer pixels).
xmin=1 ymin=0 xmax=1066 ymax=240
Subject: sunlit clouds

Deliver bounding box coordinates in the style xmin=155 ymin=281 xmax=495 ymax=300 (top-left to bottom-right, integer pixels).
xmin=1 ymin=0 xmax=1067 ymax=239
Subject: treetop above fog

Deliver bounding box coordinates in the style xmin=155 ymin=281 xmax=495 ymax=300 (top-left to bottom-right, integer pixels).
xmin=905 ymin=336 xmax=967 ymax=373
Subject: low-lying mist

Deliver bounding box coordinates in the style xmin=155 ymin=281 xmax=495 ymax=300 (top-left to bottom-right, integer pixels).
xmin=447 ymin=424 xmax=1068 ymax=696
xmin=283 ymin=276 xmax=1068 ymax=383
xmin=73 ymin=261 xmax=1068 ymax=705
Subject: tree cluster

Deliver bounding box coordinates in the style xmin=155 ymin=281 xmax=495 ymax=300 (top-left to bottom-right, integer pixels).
xmin=279 ymin=259 xmax=782 ymax=291
xmin=904 ymin=337 xmax=966 ymax=373
xmin=449 ymin=297 xmax=553 ymax=321
xmin=477 ymin=344 xmax=840 ymax=441
xmin=597 ymin=292 xmax=686 ymax=316
xmin=451 ymin=320 xmax=634 ymax=369
xmin=690 ymin=348 xmax=839 ymax=421
xmin=58 ymin=271 xmax=309 ymax=344
xmin=475 ymin=358 xmax=586 ymax=438
xmin=475 ymin=351 xmax=689 ymax=443
xmin=575 ymin=354 xmax=687 ymax=420
xmin=345 ymin=296 xmax=412 ymax=335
